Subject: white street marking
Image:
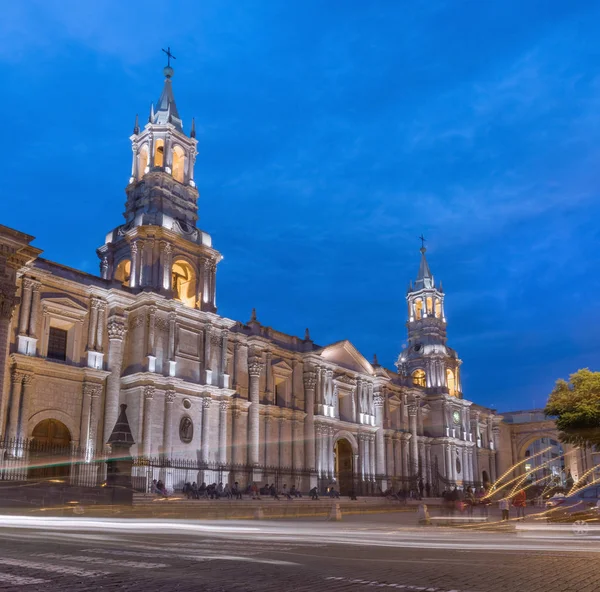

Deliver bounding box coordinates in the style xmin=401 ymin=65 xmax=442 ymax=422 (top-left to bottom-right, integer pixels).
xmin=0 ymin=572 xmax=47 ymax=586
xmin=34 ymin=553 xmax=168 ymax=569
xmin=0 ymin=558 xmax=108 ymax=578
xmin=324 ymin=577 xmax=472 ymax=592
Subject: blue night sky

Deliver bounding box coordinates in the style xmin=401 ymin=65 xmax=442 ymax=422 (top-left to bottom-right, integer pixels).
xmin=2 ymin=1 xmax=600 ymax=411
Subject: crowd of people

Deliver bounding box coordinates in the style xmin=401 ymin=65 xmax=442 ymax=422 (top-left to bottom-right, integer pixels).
xmin=440 ymin=485 xmax=529 ymax=520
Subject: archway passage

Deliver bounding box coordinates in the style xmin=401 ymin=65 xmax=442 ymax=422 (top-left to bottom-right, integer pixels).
xmin=28 ymin=419 xmax=72 ymax=480
xmin=334 ymin=438 xmax=354 ymax=495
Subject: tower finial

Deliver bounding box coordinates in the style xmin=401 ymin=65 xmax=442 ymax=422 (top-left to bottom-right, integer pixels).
xmin=133 ymin=113 xmax=140 ymax=135
xmin=190 ymin=117 xmax=196 ymax=138
xmin=304 ymin=327 xmax=311 ymax=341
xmin=162 ymin=46 xmax=176 ymax=79
xmin=419 ymin=233 xmax=426 ymax=254
xmin=250 ymin=307 xmax=257 ymax=322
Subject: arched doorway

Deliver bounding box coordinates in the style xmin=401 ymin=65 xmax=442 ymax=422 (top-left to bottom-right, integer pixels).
xmin=28 ymin=419 xmax=72 ymax=480
xmin=334 ymin=438 xmax=354 ymax=495
xmin=482 ymin=470 xmax=490 ymax=486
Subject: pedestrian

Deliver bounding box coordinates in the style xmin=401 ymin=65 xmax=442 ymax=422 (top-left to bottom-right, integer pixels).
xmin=223 ymin=483 xmax=232 ymax=499
xmin=512 ymin=489 xmax=527 ymax=521
xmin=309 ymin=486 xmax=319 ymax=501
xmin=282 ymin=484 xmax=293 ymax=500
xmin=499 ymin=497 xmax=510 ymax=521
xmin=418 ymin=478 xmax=425 ymax=499
xmin=198 ymin=482 xmax=208 ymax=499
xmin=250 ymin=482 xmax=260 ymax=500
xmin=269 ymin=483 xmax=280 ymax=500
xmin=465 ymin=487 xmax=475 ymax=516
xmin=191 ymin=482 xmax=198 ymax=499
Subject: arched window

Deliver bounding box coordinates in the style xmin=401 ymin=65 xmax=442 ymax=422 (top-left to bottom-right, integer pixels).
xmin=172 ymin=145 xmax=185 ymax=183
xmin=426 ymin=296 xmax=433 ymax=315
xmin=415 ymin=300 xmax=423 ymax=320
xmin=154 ymin=138 xmax=165 ymax=167
xmin=115 ymin=259 xmax=131 ymax=286
xmin=137 ymin=144 xmax=149 ymax=179
xmin=412 ymin=369 xmax=426 ymax=388
xmin=435 ymin=298 xmax=442 ymax=318
xmin=446 ymin=368 xmax=456 ymax=396
xmin=171 ymin=260 xmax=196 ymax=308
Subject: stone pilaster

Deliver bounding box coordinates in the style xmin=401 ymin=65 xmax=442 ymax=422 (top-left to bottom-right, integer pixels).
xmin=103 ymin=315 xmax=126 ymax=446
xmin=408 ymin=405 xmax=419 ymax=476
xmin=201 ymin=397 xmax=211 ymax=463
xmin=7 ymin=371 xmax=24 ymax=440
xmin=303 ymin=369 xmax=316 ymax=471
xmin=218 ymin=400 xmax=229 ymax=465
xmin=142 ymin=386 xmax=155 ymax=457
xmin=18 ymin=373 xmax=35 ymax=439
xmin=163 ymin=389 xmax=175 ymax=459
xmin=247 ymin=355 xmax=263 ymax=466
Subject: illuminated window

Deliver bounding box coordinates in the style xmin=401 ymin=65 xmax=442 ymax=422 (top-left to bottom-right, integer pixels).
xmin=154 ymin=139 xmax=165 ymax=167
xmin=115 ymin=259 xmax=131 ymax=286
xmin=435 ymin=298 xmax=442 ymax=318
xmin=171 ymin=260 xmax=196 ymax=308
xmin=412 ymin=369 xmax=426 ymax=388
xmin=137 ymin=144 xmax=149 ymax=179
xmin=426 ymin=297 xmax=433 ymax=315
xmin=415 ymin=300 xmax=423 ymax=320
xmin=446 ymin=368 xmax=456 ymax=396
xmin=172 ymin=145 xmax=185 ymax=183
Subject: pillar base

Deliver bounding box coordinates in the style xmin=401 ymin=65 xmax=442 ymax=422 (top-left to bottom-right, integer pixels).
xmin=17 ymin=335 xmax=37 ymax=356
xmin=87 ymin=350 xmax=104 ymax=370
xmin=147 ymin=355 xmax=156 ymax=373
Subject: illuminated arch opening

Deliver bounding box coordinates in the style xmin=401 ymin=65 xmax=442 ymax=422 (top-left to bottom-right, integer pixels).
xmin=137 ymin=144 xmax=149 ymax=179
xmin=415 ymin=300 xmax=423 ymax=320
xmin=412 ymin=369 xmax=426 ymax=388
xmin=172 ymin=145 xmax=185 ymax=183
xmin=115 ymin=259 xmax=131 ymax=286
xmin=446 ymin=368 xmax=457 ymax=397
xmin=171 ymin=260 xmax=196 ymax=308
xmin=154 ymin=138 xmax=165 ymax=167
xmin=435 ymin=298 xmax=442 ymax=318
xmin=426 ymin=296 xmax=433 ymax=315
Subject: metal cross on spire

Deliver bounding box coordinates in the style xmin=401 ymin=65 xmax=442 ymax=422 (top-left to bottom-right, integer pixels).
xmin=419 ymin=234 xmax=427 ymax=250
xmin=162 ymin=46 xmax=176 ymax=68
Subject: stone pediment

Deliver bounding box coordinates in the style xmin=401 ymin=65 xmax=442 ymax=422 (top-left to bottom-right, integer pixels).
xmin=42 ymin=295 xmax=88 ymax=312
xmin=319 ymin=340 xmax=374 ymax=376
xmin=272 ymin=359 xmax=293 ymax=374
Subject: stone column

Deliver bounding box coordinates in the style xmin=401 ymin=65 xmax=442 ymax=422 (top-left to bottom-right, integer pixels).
xmin=374 ymin=393 xmax=385 ymax=478
xmin=408 ymin=405 xmax=419 ymax=476
xmin=366 ymin=434 xmax=373 ymax=480
xmin=219 ymin=400 xmax=229 ymax=465
xmin=303 ymin=370 xmax=316 ymax=471
xmin=220 ymin=330 xmax=229 ymax=388
xmin=265 ymin=351 xmax=273 ymax=404
xmin=231 ymin=407 xmax=243 ymax=465
xmin=87 ymin=300 xmax=99 ymax=351
xmin=398 ymin=436 xmax=406 ymax=481
xmin=292 ymin=417 xmax=302 ymax=471
xmin=418 ymin=441 xmax=426 ymax=478
xmin=247 ymin=356 xmax=263 ymax=466
xmin=18 ymin=279 xmax=33 ymax=336
xmin=445 ymin=443 xmax=453 ymax=483
xmin=130 ymin=242 xmax=139 ymax=288
xmin=490 ymin=452 xmax=497 ymax=484
xmin=425 ymin=442 xmax=433 ymax=487
xmin=167 ymin=312 xmax=176 ymax=376
xmin=209 ymin=262 xmax=217 ymax=309
xmin=0 ymin=284 xmax=18 ymax=421
xmin=28 ymin=283 xmax=41 ymax=339
xmin=88 ymin=385 xmax=102 ymax=458
xmin=18 ymin=373 xmax=35 ymax=439
xmin=328 ymin=427 xmax=334 ymax=478
xmin=96 ymin=302 xmax=106 ymax=352
xmin=201 ymin=397 xmax=211 ymax=463
xmin=7 ymin=372 xmax=23 ymax=441
xmin=142 ymin=386 xmax=154 ymax=458
xmin=103 ymin=316 xmax=126 ymax=446
xmin=160 ymin=242 xmax=173 ymax=292
xmin=232 ymin=342 xmax=239 ymax=389
xmin=385 ymin=435 xmax=394 ymax=479
xmin=80 ymin=383 xmax=92 ymax=449
xmin=315 ymin=425 xmax=323 ymax=476
xmin=393 ymin=436 xmax=401 ymax=478
xmin=163 ymin=390 xmax=175 ymax=459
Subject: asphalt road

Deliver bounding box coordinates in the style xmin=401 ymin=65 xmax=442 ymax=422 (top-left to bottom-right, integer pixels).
xmin=0 ymin=514 xmax=597 ymax=591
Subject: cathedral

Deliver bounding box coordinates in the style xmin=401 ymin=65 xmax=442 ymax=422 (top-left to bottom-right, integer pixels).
xmin=0 ymin=63 xmax=506 ymax=495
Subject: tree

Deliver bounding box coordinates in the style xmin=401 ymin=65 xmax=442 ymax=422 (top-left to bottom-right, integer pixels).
xmin=545 ymin=368 xmax=600 ymax=448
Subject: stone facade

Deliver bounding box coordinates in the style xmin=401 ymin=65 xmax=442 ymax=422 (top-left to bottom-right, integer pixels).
xmin=0 ymin=65 xmax=565 ymax=494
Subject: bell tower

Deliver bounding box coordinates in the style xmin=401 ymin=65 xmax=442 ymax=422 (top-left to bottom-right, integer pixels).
xmin=97 ymin=50 xmax=221 ymax=313
xmin=396 ymin=242 xmax=462 ymax=397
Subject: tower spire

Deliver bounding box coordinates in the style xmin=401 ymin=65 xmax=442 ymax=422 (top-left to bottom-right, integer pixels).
xmin=415 ymin=241 xmax=434 ymax=290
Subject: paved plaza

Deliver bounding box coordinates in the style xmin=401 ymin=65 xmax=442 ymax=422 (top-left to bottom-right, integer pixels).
xmin=0 ymin=513 xmax=596 ymax=591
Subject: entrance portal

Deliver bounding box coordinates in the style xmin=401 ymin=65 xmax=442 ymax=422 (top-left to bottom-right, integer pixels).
xmin=334 ymin=438 xmax=354 ymax=495
xmin=28 ymin=419 xmax=72 ymax=480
